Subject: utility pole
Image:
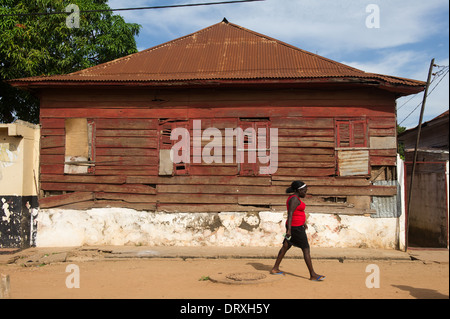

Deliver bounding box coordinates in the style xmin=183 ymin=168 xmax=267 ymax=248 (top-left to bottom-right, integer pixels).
xmin=405 ymin=58 xmax=435 ymax=251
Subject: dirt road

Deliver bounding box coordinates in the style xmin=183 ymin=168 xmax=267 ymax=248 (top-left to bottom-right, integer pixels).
xmin=1 ymin=256 xmax=448 ymax=299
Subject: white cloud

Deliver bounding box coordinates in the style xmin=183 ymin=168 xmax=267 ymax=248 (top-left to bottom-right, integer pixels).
xmin=342 ymin=50 xmax=429 ymax=78
xmin=108 ymin=0 xmax=448 ymax=54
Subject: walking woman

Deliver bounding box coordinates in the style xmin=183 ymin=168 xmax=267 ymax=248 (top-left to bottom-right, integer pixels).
xmin=270 ymin=180 xmax=325 ymax=281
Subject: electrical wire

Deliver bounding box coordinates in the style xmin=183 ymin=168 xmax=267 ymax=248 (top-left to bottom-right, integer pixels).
xmin=0 ymin=0 xmax=264 ymax=17
xmin=399 ymin=67 xmax=448 ymax=125
xmin=398 ymin=66 xmax=449 ymax=126
xmin=397 ymin=92 xmax=419 ymax=111
xmin=397 ymin=65 xmax=448 ymax=111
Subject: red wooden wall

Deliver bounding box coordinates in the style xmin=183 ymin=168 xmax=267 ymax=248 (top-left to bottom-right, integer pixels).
xmin=37 ymin=86 xmax=398 ymax=213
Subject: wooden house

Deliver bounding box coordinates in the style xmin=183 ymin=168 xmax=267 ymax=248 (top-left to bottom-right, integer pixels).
xmin=8 ymin=20 xmax=426 ymax=248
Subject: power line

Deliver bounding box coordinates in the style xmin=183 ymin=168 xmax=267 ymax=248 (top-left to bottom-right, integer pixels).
xmin=398 ymin=66 xmax=449 ymax=126
xmin=0 ymin=0 xmax=264 ymax=17
xmin=397 ymin=65 xmax=448 ymax=111
xmin=397 ymin=92 xmax=419 ymax=111
xmin=399 ymin=68 xmax=448 ymax=125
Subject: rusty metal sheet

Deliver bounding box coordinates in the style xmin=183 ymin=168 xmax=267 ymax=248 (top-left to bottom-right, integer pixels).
xmin=337 ymin=150 xmax=369 ymax=176
xmin=370 ymin=180 xmax=400 ymax=218
xmin=9 ymin=21 xmax=425 ymax=90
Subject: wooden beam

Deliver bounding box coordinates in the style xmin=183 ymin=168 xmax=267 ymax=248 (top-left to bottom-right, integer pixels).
xmin=156 ymin=204 xmax=264 ymax=212
xmin=95 ymin=192 xmax=156 ymax=203
xmin=39 ymin=192 xmax=94 ymax=208
xmin=41 ymin=183 xmax=156 ymax=194
xmin=40 ymin=175 xmax=126 ymax=184
xmin=157 ymin=193 xmax=238 ymax=204
xmin=157 ymin=184 xmax=285 ymax=194
xmin=307 ymin=186 xmax=397 ymax=196
xmin=271 ymin=176 xmax=371 ymax=186
xmin=127 ymin=175 xmax=271 ymax=185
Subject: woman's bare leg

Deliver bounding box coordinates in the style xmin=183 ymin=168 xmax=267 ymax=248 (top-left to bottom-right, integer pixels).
xmin=270 ymin=240 xmax=291 ymax=274
xmin=302 ymin=247 xmax=324 ymax=280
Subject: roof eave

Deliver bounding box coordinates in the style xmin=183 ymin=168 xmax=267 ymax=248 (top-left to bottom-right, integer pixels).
xmin=7 ymin=77 xmax=425 ymax=94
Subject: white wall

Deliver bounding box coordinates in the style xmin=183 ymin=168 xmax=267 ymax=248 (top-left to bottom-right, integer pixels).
xmin=35 ymin=208 xmax=399 ymax=249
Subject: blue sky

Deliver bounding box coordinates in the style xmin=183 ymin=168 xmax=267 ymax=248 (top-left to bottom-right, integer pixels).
xmin=108 ymin=0 xmax=449 ymax=128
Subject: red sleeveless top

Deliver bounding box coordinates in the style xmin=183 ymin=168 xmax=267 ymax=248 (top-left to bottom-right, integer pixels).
xmin=286 ymin=195 xmax=306 ymax=226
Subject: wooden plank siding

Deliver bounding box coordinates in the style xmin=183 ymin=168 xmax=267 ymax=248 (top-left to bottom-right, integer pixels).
xmin=38 ymin=87 xmax=398 ymax=212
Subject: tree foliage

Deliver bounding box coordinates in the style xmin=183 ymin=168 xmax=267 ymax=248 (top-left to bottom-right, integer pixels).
xmin=397 ymin=124 xmax=407 ymax=159
xmin=0 ymin=0 xmax=141 ymax=123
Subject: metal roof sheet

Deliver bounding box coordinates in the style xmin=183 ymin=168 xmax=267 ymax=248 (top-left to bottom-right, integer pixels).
xmin=8 ymin=20 xmax=425 ymax=90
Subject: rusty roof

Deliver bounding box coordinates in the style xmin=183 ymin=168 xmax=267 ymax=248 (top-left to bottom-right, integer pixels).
xmin=8 ymin=20 xmax=425 ymax=93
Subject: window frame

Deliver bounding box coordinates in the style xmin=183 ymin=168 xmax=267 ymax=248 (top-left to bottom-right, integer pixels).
xmin=64 ymin=118 xmax=95 ymax=174
xmin=158 ymin=119 xmax=190 ymax=176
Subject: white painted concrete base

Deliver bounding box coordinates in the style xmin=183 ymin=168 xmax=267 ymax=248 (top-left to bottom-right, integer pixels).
xmin=307 ymin=214 xmax=398 ymax=249
xmin=35 ymin=208 xmax=399 ymax=249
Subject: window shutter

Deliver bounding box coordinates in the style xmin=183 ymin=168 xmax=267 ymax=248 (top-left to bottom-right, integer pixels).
xmin=238 ymin=121 xmax=257 ymax=176
xmin=337 ymin=122 xmax=350 ymax=147
xmin=238 ymin=119 xmax=270 ymax=176
xmin=336 ymin=119 xmax=367 ymax=148
xmin=352 ymin=121 xmax=366 ymax=147
xmin=335 ymin=119 xmax=369 ymax=176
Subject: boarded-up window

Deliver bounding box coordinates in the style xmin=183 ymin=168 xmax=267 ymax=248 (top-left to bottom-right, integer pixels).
xmin=158 ymin=119 xmax=189 ymax=176
xmin=335 ymin=119 xmax=368 ymax=176
xmin=337 ymin=150 xmax=369 ymax=176
xmin=238 ymin=119 xmax=270 ymax=176
xmin=64 ymin=118 xmax=94 ymax=174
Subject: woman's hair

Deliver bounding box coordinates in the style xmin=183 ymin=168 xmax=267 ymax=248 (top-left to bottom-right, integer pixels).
xmin=286 ymin=180 xmax=306 ymax=193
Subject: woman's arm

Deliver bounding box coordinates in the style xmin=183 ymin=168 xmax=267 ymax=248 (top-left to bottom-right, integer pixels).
xmin=286 ymin=196 xmax=300 ymax=236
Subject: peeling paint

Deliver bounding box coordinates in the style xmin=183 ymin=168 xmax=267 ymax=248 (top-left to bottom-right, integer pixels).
xmin=306 ymin=214 xmax=397 ymax=249
xmin=0 ymin=143 xmax=19 ymax=181
xmin=34 ymin=208 xmax=399 ymax=249
xmin=0 ymin=196 xmax=38 ymax=248
xmin=0 ymin=143 xmax=19 ymax=169
xmin=1 ymin=198 xmax=11 ymax=223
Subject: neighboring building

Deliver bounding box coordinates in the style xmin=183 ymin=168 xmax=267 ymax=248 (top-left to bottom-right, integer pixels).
xmin=398 ymin=110 xmax=449 ymax=248
xmin=0 ymin=120 xmax=40 ymax=248
xmin=399 ymin=110 xmax=449 ymax=160
xmin=7 ymin=20 xmax=425 ymax=248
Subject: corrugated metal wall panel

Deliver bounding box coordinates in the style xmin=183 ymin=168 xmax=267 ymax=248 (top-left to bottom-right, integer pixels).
xmin=337 ymin=150 xmax=369 ymax=176
xmin=370 ymin=180 xmax=400 ymax=218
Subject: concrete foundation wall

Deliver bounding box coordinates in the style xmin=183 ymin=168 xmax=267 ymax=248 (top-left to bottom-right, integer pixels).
xmin=35 ymin=208 xmax=398 ymax=249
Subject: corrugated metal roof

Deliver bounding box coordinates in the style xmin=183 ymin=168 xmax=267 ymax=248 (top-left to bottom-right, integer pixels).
xmin=8 ymin=20 xmax=425 ymax=90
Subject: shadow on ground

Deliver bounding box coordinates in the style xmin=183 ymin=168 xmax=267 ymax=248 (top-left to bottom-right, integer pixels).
xmin=392 ymin=285 xmax=448 ymax=299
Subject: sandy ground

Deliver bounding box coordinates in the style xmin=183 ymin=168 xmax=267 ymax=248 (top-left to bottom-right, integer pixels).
xmin=1 ymin=256 xmax=448 ymax=299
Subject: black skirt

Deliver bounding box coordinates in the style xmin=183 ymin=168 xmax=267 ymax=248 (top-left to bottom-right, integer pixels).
xmin=284 ymin=225 xmax=310 ymax=249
